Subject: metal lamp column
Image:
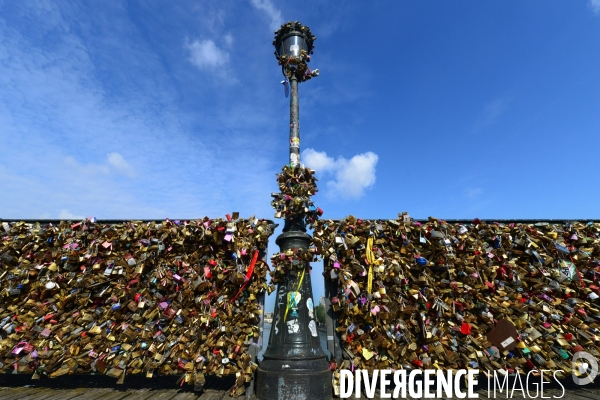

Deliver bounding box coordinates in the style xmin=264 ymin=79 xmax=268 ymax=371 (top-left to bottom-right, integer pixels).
xmin=289 ymin=74 xmax=300 ymax=169
xmin=255 ymin=22 xmax=332 ymax=400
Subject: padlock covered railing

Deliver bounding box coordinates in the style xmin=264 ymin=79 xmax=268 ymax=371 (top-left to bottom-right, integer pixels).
xmin=0 ymin=217 xmax=274 ymax=397
xmin=314 ymin=215 xmax=600 ymax=393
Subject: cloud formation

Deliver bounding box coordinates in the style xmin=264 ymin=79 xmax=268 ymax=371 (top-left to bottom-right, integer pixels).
xmin=0 ymin=3 xmax=275 ymax=219
xmin=64 ymin=153 xmax=135 ymax=177
xmin=107 ymin=153 xmax=136 ymax=177
xmin=302 ymin=148 xmax=336 ymax=172
xmin=58 ymin=209 xmax=84 ymax=220
xmin=250 ymin=0 xmax=283 ymax=31
xmin=592 ymin=0 xmax=600 ymax=14
xmin=302 ymin=148 xmax=378 ymax=200
xmin=186 ymin=38 xmax=230 ymax=70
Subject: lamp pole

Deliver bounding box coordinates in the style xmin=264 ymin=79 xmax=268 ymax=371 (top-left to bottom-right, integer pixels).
xmin=255 ymin=22 xmax=331 ymax=400
xmin=289 ymin=72 xmax=300 ymax=168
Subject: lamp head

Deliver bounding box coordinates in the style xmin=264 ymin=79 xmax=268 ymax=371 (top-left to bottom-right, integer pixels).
xmin=273 ymin=21 xmax=315 ymax=62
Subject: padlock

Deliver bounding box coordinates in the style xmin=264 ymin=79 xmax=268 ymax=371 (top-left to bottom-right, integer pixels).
xmin=0 ymin=217 xmax=273 ymax=395
xmin=314 ymin=215 xmax=600 ymax=379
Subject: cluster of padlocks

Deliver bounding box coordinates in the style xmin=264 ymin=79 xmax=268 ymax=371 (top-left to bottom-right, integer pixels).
xmin=0 ymin=217 xmax=274 ymax=396
xmin=313 ymin=214 xmax=600 ymax=387
xmin=270 ymin=165 xmax=322 ymax=225
xmin=270 ymin=165 xmax=322 ymax=283
xmin=3 ymin=201 xmax=600 ymax=395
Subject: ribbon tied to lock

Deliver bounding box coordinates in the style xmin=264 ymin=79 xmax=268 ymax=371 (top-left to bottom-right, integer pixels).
xmin=230 ymin=250 xmax=259 ymax=303
xmin=284 ymin=267 xmax=306 ymax=321
xmin=366 ymin=237 xmax=374 ymax=294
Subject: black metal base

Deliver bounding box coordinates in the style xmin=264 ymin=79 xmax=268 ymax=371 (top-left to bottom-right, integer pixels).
xmin=275 ymin=230 xmax=310 ymax=253
xmin=256 ymin=226 xmax=332 ymax=400
xmin=256 ymin=357 xmax=331 ymax=400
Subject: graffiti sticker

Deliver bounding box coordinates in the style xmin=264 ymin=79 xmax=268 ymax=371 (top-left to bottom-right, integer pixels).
xmin=287 ymin=319 xmax=300 ymax=334
xmin=287 ymin=291 xmax=302 ymax=318
xmin=290 ymin=153 xmax=299 ymax=167
xmin=308 ymin=320 xmax=318 ymax=337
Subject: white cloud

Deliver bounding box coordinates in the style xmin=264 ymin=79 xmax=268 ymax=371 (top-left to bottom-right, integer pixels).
xmin=64 ymin=153 xmax=135 ymax=177
xmin=302 ymin=149 xmax=378 ymax=200
xmin=302 ymin=148 xmax=335 ymax=172
xmin=0 ymin=3 xmax=283 ymax=220
xmin=250 ymin=0 xmax=283 ymax=31
xmin=328 ymin=153 xmax=378 ymax=199
xmin=64 ymin=156 xmax=110 ymax=175
xmin=107 ymin=152 xmax=135 ymax=177
xmin=185 ymin=37 xmax=237 ymax=82
xmin=592 ymin=0 xmax=600 ymax=14
xmin=58 ymin=209 xmax=84 ymax=220
xmin=186 ymin=38 xmax=230 ymax=70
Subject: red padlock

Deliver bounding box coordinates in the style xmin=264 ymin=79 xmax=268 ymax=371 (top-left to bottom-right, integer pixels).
xmin=526 ymin=359 xmax=535 ymax=370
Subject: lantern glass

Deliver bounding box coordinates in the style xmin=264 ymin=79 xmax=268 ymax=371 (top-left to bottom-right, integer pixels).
xmin=278 ymin=34 xmax=308 ymax=58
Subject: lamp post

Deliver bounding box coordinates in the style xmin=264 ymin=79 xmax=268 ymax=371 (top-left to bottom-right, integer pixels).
xmin=255 ymin=22 xmax=331 ymax=400
xmin=274 ymin=21 xmax=319 ymax=172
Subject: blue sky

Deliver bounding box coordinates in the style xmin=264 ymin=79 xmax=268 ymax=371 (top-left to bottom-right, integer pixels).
xmin=2 ymin=0 xmax=600 ymax=305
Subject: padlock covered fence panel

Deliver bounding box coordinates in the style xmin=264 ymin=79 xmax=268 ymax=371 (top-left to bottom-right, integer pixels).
xmin=314 ymin=215 xmax=600 ymax=384
xmin=0 ymin=217 xmax=273 ymax=394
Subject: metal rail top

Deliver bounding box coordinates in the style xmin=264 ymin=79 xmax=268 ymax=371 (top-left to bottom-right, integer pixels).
xmin=0 ymin=218 xmax=275 ymax=224
xmin=319 ymin=218 xmax=600 ymax=224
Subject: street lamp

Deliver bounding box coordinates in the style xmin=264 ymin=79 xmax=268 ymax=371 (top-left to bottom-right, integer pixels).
xmin=273 ymin=22 xmax=318 ymax=170
xmin=276 ymin=31 xmax=309 ymax=60
xmin=255 ymin=22 xmax=331 ymax=400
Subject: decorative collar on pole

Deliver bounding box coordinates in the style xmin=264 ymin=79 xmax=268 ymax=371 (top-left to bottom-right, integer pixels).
xmin=269 ymin=165 xmax=323 ymax=282
xmin=271 ymin=165 xmax=323 ymax=228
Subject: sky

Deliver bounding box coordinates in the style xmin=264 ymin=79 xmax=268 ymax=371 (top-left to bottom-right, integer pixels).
xmin=2 ymin=0 xmax=600 ymax=307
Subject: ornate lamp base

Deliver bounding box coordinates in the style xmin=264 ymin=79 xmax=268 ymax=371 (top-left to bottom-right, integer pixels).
xmin=256 ymin=357 xmax=331 ymax=400
xmin=256 ymin=230 xmax=332 ymax=400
